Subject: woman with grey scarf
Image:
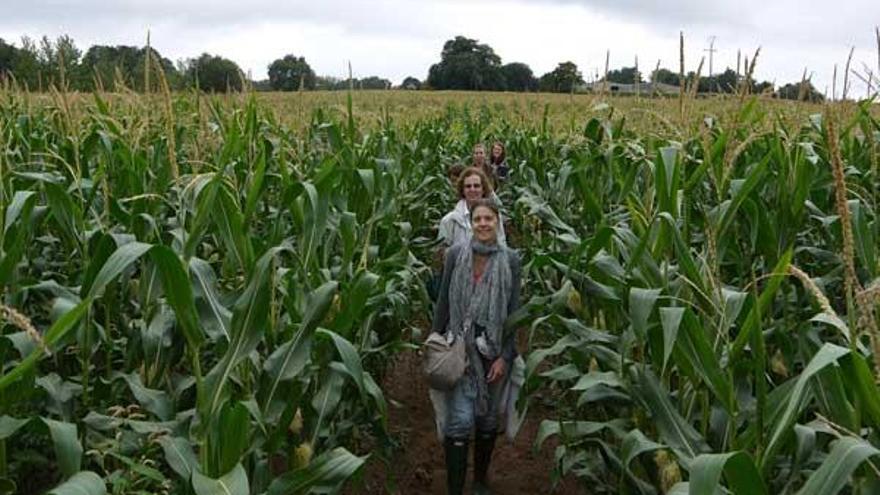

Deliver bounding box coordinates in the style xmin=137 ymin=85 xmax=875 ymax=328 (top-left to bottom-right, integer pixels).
xmin=431 ymin=198 xmax=522 ymax=495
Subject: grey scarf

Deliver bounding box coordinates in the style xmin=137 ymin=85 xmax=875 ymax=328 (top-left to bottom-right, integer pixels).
xmin=448 ymin=238 xmax=513 ymax=414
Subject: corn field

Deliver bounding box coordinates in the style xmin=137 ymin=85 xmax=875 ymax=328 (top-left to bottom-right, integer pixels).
xmin=1 ymin=86 xmax=879 ymax=495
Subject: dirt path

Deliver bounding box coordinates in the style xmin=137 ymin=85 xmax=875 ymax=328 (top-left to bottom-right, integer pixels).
xmin=345 ymin=351 xmax=584 ymax=494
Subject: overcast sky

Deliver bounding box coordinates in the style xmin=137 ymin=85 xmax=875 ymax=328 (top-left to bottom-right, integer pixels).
xmin=1 ymin=0 xmax=879 ymax=95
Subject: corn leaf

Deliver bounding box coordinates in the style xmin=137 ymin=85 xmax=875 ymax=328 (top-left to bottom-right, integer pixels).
xmin=266 ymin=447 xmax=366 ymax=495
xmin=192 ymin=463 xmax=249 ymax=495
xmin=47 ymin=471 xmax=106 ymax=495
xmin=689 ymin=451 xmax=767 ymax=495
xmin=796 ymin=437 xmax=880 ymax=495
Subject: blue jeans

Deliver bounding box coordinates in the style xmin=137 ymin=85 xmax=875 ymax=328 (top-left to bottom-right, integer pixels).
xmin=444 ymin=358 xmax=502 ymax=439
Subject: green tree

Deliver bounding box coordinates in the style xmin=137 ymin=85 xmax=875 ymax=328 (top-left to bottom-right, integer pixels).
xmin=698 ymin=68 xmax=738 ymax=93
xmin=539 ymin=61 xmax=584 ymax=93
xmin=78 ymin=45 xmax=177 ymax=91
xmin=31 ymin=35 xmax=81 ymax=88
xmin=604 ymin=66 xmax=643 ymax=84
xmin=36 ymin=35 xmax=58 ymax=85
xmin=357 ymin=76 xmax=390 ymax=89
xmin=315 ymin=75 xmax=342 ymax=90
xmin=400 ymin=76 xmax=421 ymax=89
xmin=753 ymin=80 xmax=774 ymax=94
xmin=0 ymin=38 xmax=17 ymax=80
xmin=501 ymin=62 xmax=537 ymax=91
xmin=13 ymin=36 xmax=41 ymax=89
xmin=79 ymin=45 xmax=135 ymax=90
xmin=184 ymin=53 xmax=243 ymax=92
xmin=651 ymin=68 xmax=680 ymax=86
xmin=426 ymin=36 xmax=504 ymax=90
xmin=267 ymin=54 xmax=315 ymax=91
xmin=723 ymin=73 xmax=740 ymax=92
xmin=776 ymin=81 xmax=823 ymax=101
xmin=54 ymin=35 xmax=81 ymax=87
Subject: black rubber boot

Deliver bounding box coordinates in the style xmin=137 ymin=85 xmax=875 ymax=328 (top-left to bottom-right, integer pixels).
xmin=473 ymin=430 xmax=497 ymax=494
xmin=444 ymin=436 xmax=469 ymax=495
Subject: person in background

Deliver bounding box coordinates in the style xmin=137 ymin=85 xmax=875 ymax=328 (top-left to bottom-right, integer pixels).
xmin=431 ymin=198 xmax=522 ymax=495
xmin=487 ymin=140 xmax=519 ymax=245
xmin=489 ymin=141 xmax=509 ymax=184
xmin=446 ymin=163 xmax=465 ymax=187
xmin=470 ymin=143 xmax=496 ymax=187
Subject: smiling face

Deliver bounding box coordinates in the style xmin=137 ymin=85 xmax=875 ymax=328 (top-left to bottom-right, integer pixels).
xmin=462 ymin=174 xmax=484 ymax=204
xmin=472 ymin=144 xmax=486 ymax=166
xmin=491 ymin=143 xmax=503 ymax=159
xmin=471 ymin=205 xmax=499 ymax=244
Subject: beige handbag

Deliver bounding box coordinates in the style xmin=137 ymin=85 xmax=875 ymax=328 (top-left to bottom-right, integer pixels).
xmin=423 ymin=331 xmax=467 ymax=391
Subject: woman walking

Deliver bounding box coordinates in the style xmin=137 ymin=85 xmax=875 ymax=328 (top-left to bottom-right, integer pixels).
xmin=430 ymin=198 xmax=523 ymax=495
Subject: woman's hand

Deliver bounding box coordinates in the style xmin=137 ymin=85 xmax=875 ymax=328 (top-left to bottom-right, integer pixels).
xmin=486 ymin=358 xmax=507 ymax=384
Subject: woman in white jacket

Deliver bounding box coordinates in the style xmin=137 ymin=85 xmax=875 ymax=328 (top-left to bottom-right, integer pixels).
xmin=438 ymin=167 xmax=506 ymax=248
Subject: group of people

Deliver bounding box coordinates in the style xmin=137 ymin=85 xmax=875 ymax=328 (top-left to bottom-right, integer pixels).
xmin=438 ymin=142 xmax=509 ymax=248
xmin=430 ymin=141 xmax=523 ymax=495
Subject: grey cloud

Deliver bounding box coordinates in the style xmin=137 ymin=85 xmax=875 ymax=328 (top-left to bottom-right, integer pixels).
xmin=517 ymin=0 xmax=879 ymax=47
xmin=0 ymin=0 xmax=444 ymax=40
xmin=511 ymin=0 xmax=747 ymax=29
xmin=1 ymin=0 xmax=877 ymax=89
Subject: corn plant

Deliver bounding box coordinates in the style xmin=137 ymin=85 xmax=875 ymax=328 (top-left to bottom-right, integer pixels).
xmin=0 ymin=88 xmax=450 ymax=494
xmin=510 ymin=99 xmax=880 ymax=494
xmin=1 ymin=81 xmax=879 ymax=495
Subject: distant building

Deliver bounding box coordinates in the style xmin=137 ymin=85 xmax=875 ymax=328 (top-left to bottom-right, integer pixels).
xmin=578 ymin=81 xmax=681 ymax=95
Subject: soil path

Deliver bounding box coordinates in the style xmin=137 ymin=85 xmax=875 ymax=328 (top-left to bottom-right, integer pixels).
xmin=346 ymin=350 xmax=583 ymax=494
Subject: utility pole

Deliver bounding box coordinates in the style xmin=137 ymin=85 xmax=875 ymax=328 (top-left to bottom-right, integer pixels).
xmin=635 ymin=55 xmax=640 ymax=97
xmin=704 ymin=36 xmax=717 ymax=78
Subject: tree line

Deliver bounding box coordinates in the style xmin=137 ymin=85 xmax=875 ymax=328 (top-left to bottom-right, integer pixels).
xmin=0 ymin=34 xmax=823 ymax=100
xmin=0 ymin=35 xmax=393 ymax=93
xmin=425 ymin=36 xmax=584 ymax=92
xmin=600 ymin=66 xmax=824 ymax=101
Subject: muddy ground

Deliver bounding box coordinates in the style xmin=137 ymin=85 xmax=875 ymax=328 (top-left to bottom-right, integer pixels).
xmin=344 ymin=350 xmax=584 ymax=494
